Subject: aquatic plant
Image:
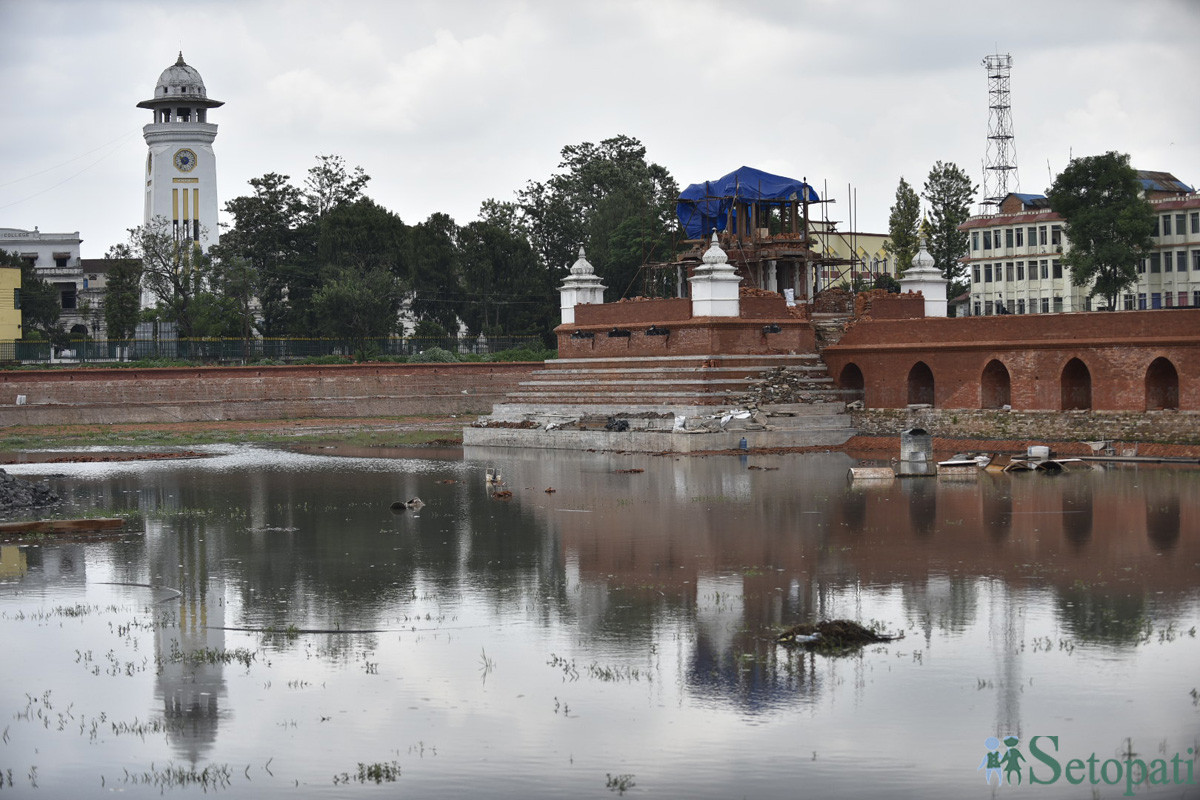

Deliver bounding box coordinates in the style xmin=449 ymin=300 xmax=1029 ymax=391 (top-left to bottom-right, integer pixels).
xmin=606 ymin=773 xmax=636 ymax=794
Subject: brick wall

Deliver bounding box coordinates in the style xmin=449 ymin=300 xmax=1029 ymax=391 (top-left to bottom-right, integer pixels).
xmin=852 ymin=407 xmax=1200 ymax=445
xmin=0 ymin=362 xmax=538 ymax=426
xmin=824 ymin=309 xmax=1200 ymax=411
xmin=574 ymin=298 xmax=693 ymax=325
xmin=556 ymin=318 xmax=816 ymax=358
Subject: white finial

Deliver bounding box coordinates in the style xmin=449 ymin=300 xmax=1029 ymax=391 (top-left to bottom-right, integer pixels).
xmin=702 ymin=229 xmax=729 ymax=267
xmin=569 ymin=246 xmax=594 ymax=275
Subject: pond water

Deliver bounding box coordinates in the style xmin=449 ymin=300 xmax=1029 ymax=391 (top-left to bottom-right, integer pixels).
xmin=1 ymin=446 xmax=1198 ymax=798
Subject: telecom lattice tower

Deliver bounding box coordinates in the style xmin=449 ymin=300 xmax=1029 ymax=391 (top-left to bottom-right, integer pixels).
xmin=981 ymin=53 xmax=1019 ymax=210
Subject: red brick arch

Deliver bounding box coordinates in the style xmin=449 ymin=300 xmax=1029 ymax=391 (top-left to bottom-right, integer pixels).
xmin=981 ymin=359 xmax=1011 ymax=409
xmin=838 ymin=362 xmax=864 ymax=392
xmin=1061 ymin=358 xmax=1092 ymax=411
xmin=907 ymin=361 xmax=935 ymax=406
xmin=1145 ymin=357 xmax=1179 ymax=410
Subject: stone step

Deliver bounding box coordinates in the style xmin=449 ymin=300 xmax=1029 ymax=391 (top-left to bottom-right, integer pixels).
xmin=528 ymin=364 xmax=828 ymax=377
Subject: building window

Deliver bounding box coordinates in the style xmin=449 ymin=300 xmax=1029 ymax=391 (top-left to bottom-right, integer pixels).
xmin=1150 ymin=253 xmax=1161 ymax=273
xmin=60 ymin=287 xmax=77 ymax=310
xmin=984 ymin=264 xmax=993 ymax=282
xmin=972 ymin=231 xmax=979 ymax=251
xmin=1162 ymin=215 xmax=1172 ymax=236
xmin=1052 ymin=259 xmax=1062 ymax=279
xmin=1005 ymin=263 xmax=1014 ymax=281
xmin=983 ymin=231 xmax=992 ymax=250
xmin=1027 ymin=226 xmax=1037 ymax=246
xmin=1017 ymin=299 xmax=1025 ymax=314
xmin=1016 ymin=261 xmax=1025 ymax=280
xmin=1005 ymin=229 xmax=1014 ymax=248
xmin=1153 ymin=217 xmax=1160 ymax=237
xmin=1195 ymin=290 xmax=1200 ymax=308
xmin=1039 ymin=226 xmax=1048 ymax=246
xmin=54 ymin=256 xmax=68 ymax=268
xmin=1053 ymin=296 xmax=1063 ymax=313
xmin=1176 ymin=214 xmax=1186 ymax=235
xmin=1165 ymin=251 xmax=1173 ymax=272
xmin=21 ymin=255 xmax=36 ymax=268
xmin=1041 ymin=298 xmax=1050 ymax=313
xmin=1191 ymin=211 xmax=1198 ymax=234
xmin=1051 ymin=225 xmax=1062 ymax=246
xmin=1151 ymin=292 xmax=1162 ymax=309
xmin=973 ymin=265 xmax=980 ymax=283
xmin=1165 ymin=292 xmax=1174 ymax=307
xmin=1179 ymin=291 xmax=1189 ymax=307
xmin=1193 ymin=251 xmax=1200 ymax=273
xmin=1015 ymin=227 xmax=1024 ymax=247
xmin=984 ymin=301 xmax=994 ymax=315
xmin=1178 ymin=251 xmax=1187 ymax=272
xmin=1138 ymin=293 xmax=1147 ymax=310
xmin=973 ymin=302 xmax=981 ymax=316
xmin=1123 ymin=294 xmax=1135 ymax=310
xmin=1040 ymin=260 xmax=1049 ymax=279
xmin=12 ymin=288 xmax=19 ymax=309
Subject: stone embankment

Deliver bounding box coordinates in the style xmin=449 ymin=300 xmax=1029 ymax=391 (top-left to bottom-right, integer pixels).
xmin=0 ymin=470 xmax=60 ymax=512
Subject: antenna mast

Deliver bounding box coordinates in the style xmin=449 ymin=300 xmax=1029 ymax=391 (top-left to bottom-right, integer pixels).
xmin=981 ymin=53 xmax=1019 ymax=211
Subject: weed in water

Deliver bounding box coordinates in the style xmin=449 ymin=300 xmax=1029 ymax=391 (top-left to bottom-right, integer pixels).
xmin=606 ymin=773 xmax=636 ymax=794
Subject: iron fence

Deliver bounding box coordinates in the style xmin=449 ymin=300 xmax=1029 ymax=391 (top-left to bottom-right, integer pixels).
xmin=0 ymin=335 xmax=547 ymax=365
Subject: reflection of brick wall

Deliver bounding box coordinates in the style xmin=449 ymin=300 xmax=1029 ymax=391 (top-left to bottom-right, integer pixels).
xmin=0 ymin=363 xmax=537 ymax=425
xmin=824 ymin=309 xmax=1200 ymax=411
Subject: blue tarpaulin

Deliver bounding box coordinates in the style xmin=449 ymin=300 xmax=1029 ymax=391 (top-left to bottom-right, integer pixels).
xmin=676 ymin=166 xmax=820 ymax=240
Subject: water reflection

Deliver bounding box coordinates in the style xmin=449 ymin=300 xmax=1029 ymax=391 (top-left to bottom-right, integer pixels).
xmin=0 ymin=449 xmax=1195 ymax=798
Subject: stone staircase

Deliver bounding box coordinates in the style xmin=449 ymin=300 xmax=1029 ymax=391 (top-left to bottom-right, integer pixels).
xmin=811 ymin=312 xmax=853 ymax=352
xmin=466 ymin=353 xmax=860 ymax=452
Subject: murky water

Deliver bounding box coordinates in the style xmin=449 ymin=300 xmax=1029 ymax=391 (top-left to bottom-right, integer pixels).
xmin=1 ymin=446 xmax=1198 ymax=798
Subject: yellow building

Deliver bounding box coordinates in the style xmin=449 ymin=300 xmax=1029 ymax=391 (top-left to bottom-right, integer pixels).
xmin=0 ymin=265 xmax=21 ymax=341
xmin=810 ymin=229 xmax=893 ymax=287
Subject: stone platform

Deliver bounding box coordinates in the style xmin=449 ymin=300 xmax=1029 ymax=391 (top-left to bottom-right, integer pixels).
xmin=463 ymin=353 xmax=857 ymax=452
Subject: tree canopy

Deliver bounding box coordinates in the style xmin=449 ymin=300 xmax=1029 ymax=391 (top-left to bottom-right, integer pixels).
xmin=100 ymin=243 xmax=143 ymax=342
xmin=1047 ymin=151 xmax=1155 ymax=310
xmin=922 ymin=161 xmax=975 ymax=294
xmin=884 ymin=177 xmax=921 ymax=277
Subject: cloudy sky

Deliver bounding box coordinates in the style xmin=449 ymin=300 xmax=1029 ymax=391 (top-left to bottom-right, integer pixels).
xmin=2 ymin=0 xmax=1198 ymax=259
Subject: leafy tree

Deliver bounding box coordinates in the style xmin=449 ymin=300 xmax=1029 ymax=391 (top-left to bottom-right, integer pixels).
xmin=922 ymin=161 xmax=976 ymax=294
xmin=127 ymin=216 xmax=215 ymax=338
xmin=1047 ymin=151 xmax=1155 ymax=310
xmin=407 ymin=213 xmax=461 ymax=334
xmin=884 ymin=177 xmax=921 ymax=277
xmin=101 ymin=244 xmax=143 ymax=344
xmin=2 ymin=249 xmax=62 ymax=342
xmin=305 ymin=154 xmax=370 ymax=219
xmin=217 ymin=172 xmax=314 ymax=336
xmin=311 ymin=265 xmax=403 ymax=356
xmin=517 ymin=135 xmax=678 ymax=300
xmin=458 ymin=216 xmax=552 ymax=338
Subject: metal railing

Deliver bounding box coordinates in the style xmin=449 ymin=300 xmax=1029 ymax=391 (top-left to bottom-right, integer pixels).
xmin=0 ymin=335 xmax=547 ymax=365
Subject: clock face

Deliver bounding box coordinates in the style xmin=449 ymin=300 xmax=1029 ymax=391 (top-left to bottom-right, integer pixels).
xmin=173 ymin=148 xmax=198 ymax=173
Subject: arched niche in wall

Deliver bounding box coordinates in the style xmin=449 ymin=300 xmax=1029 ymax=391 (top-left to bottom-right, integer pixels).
xmin=1145 ymin=357 xmax=1179 ymax=410
xmin=1060 ymin=358 xmax=1092 ymax=411
xmin=838 ymin=363 xmax=864 ymax=393
xmin=907 ymin=361 xmax=935 ymax=406
xmin=981 ymin=359 xmax=1011 ymax=409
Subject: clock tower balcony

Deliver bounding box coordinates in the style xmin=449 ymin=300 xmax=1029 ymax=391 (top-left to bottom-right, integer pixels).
xmin=143 ymin=122 xmax=218 ymax=146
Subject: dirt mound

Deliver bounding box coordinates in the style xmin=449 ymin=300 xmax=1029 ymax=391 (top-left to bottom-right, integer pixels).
xmin=776 ymin=619 xmax=901 ymax=649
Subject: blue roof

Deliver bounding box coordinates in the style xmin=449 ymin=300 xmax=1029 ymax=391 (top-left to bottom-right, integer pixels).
xmin=1010 ymin=193 xmax=1046 ymax=203
xmin=676 ymin=166 xmax=820 ymax=239
xmin=1136 ymin=171 xmax=1193 ymax=193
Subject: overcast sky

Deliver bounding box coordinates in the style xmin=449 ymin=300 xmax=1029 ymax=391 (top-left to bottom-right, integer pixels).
xmin=2 ymin=0 xmax=1198 ymax=259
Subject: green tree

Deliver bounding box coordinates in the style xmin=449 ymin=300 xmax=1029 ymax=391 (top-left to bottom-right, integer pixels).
xmin=311 ymin=265 xmax=403 ymax=357
xmin=884 ymin=177 xmax=921 ymax=277
xmin=2 ymin=249 xmax=62 ymax=342
xmin=407 ymin=212 xmax=461 ymax=334
xmin=305 ymin=154 xmax=371 ymax=219
xmin=518 ymin=135 xmax=678 ymax=300
xmin=100 ymin=244 xmax=143 ymax=347
xmin=922 ymin=161 xmax=976 ymax=294
xmin=217 ymin=172 xmax=314 ymax=336
xmin=127 ymin=217 xmax=215 ymax=338
xmin=1047 ymin=151 xmax=1155 ymax=310
xmin=458 ymin=215 xmax=552 ymax=338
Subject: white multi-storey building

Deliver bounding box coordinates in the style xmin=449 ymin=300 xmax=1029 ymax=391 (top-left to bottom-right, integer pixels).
xmin=960 ymin=172 xmax=1197 ymax=315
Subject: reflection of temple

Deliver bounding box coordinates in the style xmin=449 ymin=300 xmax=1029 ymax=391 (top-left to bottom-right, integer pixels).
xmin=478 ymin=448 xmax=1200 ymax=711
xmin=0 ymin=542 xmax=87 ymax=586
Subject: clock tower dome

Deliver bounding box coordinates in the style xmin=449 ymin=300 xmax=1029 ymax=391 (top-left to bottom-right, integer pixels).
xmin=138 ymin=53 xmax=223 ymax=250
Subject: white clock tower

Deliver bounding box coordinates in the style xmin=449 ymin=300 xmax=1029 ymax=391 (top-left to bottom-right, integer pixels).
xmin=138 ymin=53 xmax=223 ymax=250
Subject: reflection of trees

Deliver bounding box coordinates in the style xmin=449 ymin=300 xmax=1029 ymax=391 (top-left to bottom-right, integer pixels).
xmin=1055 ymin=587 xmax=1148 ymax=646
xmin=1062 ymin=482 xmax=1093 ymax=550
xmin=1146 ymin=496 xmax=1180 ymax=552
xmin=902 ymin=574 xmax=979 ymax=640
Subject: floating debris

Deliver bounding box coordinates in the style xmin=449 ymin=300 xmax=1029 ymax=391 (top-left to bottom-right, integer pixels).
xmin=491 ymin=490 xmax=513 ymax=500
xmin=389 ymin=498 xmax=424 ymax=511
xmin=614 ymin=468 xmax=644 ymax=474
xmin=544 ymin=487 xmax=557 ymax=493
xmin=776 ymin=620 xmax=903 ymax=650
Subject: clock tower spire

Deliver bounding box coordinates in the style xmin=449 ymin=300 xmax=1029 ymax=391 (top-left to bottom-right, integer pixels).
xmin=137 ymin=53 xmax=223 ymax=250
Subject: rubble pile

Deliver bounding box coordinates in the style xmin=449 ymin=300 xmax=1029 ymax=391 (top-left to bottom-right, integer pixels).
xmin=0 ymin=469 xmax=61 ymax=512
xmin=727 ymin=367 xmax=828 ymax=406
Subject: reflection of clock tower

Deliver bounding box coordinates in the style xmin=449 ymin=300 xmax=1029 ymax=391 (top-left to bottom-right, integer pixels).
xmin=138 ymin=53 xmax=222 ymax=250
